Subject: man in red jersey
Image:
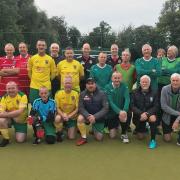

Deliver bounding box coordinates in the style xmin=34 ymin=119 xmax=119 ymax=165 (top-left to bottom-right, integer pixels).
xmin=16 ymin=42 xmax=31 ymax=96
xmin=0 ymin=43 xmax=19 ymax=97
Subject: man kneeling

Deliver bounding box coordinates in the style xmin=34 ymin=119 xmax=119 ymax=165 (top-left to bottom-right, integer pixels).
xmin=28 ymin=87 xmax=56 ymax=145
xmin=131 ymin=75 xmax=159 ymax=149
xmin=76 ymin=78 xmax=109 ymax=146
xmin=0 ymin=81 xmax=28 ymax=147
xmin=54 ymin=76 xmax=79 ymax=141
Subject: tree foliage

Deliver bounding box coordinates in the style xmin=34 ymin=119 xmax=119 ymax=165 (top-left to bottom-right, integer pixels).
xmin=157 ymin=0 xmax=180 ymax=47
xmin=0 ymin=0 xmax=179 ymax=55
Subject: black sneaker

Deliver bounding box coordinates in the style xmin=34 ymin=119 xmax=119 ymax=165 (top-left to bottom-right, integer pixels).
xmin=0 ymin=139 xmax=9 ymax=147
xmin=56 ymin=132 xmax=63 ymax=142
xmin=33 ymin=138 xmax=41 ymax=145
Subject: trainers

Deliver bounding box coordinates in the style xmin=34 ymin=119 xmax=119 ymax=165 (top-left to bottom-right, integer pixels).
xmin=148 ymin=139 xmax=157 ymax=149
xmin=76 ymin=138 xmax=87 ymax=146
xmin=0 ymin=139 xmax=9 ymax=147
xmin=121 ymin=134 xmax=129 ymax=143
xmin=56 ymin=132 xmax=63 ymax=142
xmin=33 ymin=138 xmax=41 ymax=145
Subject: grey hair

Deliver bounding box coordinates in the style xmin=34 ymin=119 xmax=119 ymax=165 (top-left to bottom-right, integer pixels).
xmin=140 ymin=75 xmax=151 ymax=83
xmin=168 ymin=45 xmax=178 ymax=57
xmin=171 ymin=73 xmax=180 ymax=80
xmin=142 ymin=44 xmax=152 ymax=51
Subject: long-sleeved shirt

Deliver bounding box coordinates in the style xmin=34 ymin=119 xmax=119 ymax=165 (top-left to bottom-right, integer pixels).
xmin=79 ymin=88 xmax=109 ymax=122
xmin=135 ymin=57 xmax=161 ymax=90
xmin=161 ymin=84 xmax=180 ymax=125
xmin=104 ymin=82 xmax=130 ymax=114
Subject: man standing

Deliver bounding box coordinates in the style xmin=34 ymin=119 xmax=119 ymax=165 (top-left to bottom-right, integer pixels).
xmin=0 ymin=43 xmax=19 ymax=97
xmin=115 ymin=50 xmax=136 ymax=131
xmin=90 ymin=52 xmax=112 ymax=91
xmin=131 ymin=75 xmax=159 ymax=149
xmin=55 ymin=76 xmax=79 ymax=141
xmin=27 ymin=39 xmax=56 ymax=104
xmin=135 ymin=44 xmax=161 ymax=90
xmin=0 ymin=81 xmax=28 ymax=147
xmin=57 ymin=47 xmax=84 ymax=92
xmin=76 ymin=78 xmax=109 ymax=146
xmin=161 ymin=73 xmax=180 ymax=145
xmin=105 ymin=72 xmax=130 ymax=143
xmin=49 ymin=43 xmax=63 ymax=97
xmin=16 ymin=42 xmax=31 ymax=96
xmin=107 ymin=44 xmax=121 ymax=68
xmin=77 ymin=43 xmax=97 ymax=91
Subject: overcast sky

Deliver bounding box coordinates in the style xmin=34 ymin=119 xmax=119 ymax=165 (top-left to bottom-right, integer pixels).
xmin=35 ymin=0 xmax=166 ymax=34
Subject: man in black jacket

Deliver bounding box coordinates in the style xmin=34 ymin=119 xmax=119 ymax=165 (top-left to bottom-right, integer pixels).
xmin=131 ymin=75 xmax=159 ymax=149
xmin=76 ymin=78 xmax=109 ymax=146
xmin=76 ymin=43 xmax=97 ymax=91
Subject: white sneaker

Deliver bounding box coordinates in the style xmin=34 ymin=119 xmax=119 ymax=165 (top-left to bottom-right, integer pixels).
xmin=121 ymin=134 xmax=129 ymax=143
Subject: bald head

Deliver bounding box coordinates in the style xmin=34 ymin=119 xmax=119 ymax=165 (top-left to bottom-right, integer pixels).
xmin=112 ymin=71 xmax=122 ymax=87
xmin=50 ymin=43 xmax=60 ymax=57
xmin=82 ymin=43 xmax=91 ymax=56
xmin=6 ymin=81 xmax=18 ymax=97
xmin=111 ymin=44 xmax=119 ymax=56
xmin=4 ymin=43 xmax=15 ymax=58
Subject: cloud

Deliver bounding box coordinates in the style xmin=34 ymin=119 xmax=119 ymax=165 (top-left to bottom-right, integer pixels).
xmin=35 ymin=0 xmax=166 ymax=33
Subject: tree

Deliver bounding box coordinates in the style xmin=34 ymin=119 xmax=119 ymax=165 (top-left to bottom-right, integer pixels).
xmin=49 ymin=16 xmax=69 ymax=48
xmin=86 ymin=21 xmax=116 ymax=48
xmin=0 ymin=0 xmax=23 ymax=54
xmin=17 ymin=0 xmax=52 ymax=53
xmin=68 ymin=26 xmax=81 ymax=48
xmin=157 ymin=0 xmax=180 ymax=47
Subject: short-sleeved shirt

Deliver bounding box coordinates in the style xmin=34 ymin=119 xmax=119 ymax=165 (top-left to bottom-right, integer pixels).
xmin=57 ymin=59 xmax=84 ymax=92
xmin=0 ymin=92 xmax=28 ymax=123
xmin=0 ymin=56 xmax=19 ymax=96
xmin=16 ymin=54 xmax=31 ymax=95
xmin=28 ymin=54 xmax=56 ymax=90
xmin=55 ymin=89 xmax=79 ymax=119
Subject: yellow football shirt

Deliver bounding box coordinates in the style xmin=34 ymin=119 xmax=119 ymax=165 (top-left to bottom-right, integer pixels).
xmin=28 ymin=54 xmax=56 ymax=90
xmin=0 ymin=92 xmax=28 ymax=123
xmin=55 ymin=90 xmax=79 ymax=119
xmin=57 ymin=60 xmax=84 ymax=92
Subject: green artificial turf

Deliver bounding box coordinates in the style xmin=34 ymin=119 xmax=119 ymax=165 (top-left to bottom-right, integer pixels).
xmin=0 ymin=127 xmax=179 ymax=180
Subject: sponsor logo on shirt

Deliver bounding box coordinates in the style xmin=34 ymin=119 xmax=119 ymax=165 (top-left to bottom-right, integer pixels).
xmin=71 ymin=96 xmax=75 ymax=101
xmin=84 ymin=95 xmax=90 ymax=101
xmin=150 ymin=97 xmax=153 ymax=102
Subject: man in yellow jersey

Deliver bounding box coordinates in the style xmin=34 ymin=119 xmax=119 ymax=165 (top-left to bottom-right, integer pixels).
xmin=54 ymin=76 xmax=79 ymax=141
xmin=57 ymin=47 xmax=84 ymax=92
xmin=27 ymin=39 xmax=56 ymax=104
xmin=0 ymin=81 xmax=28 ymax=147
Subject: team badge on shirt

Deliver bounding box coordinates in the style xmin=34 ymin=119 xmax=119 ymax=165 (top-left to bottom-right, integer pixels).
xmin=73 ymin=65 xmax=77 ymax=69
xmin=71 ymin=96 xmax=75 ymax=101
xmin=84 ymin=95 xmax=90 ymax=101
xmin=45 ymin=60 xmax=48 ymax=64
xmin=16 ymin=99 xmax=20 ymax=105
xmin=150 ymin=97 xmax=153 ymax=102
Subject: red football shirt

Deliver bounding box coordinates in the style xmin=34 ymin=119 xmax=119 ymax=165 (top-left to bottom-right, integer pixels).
xmin=16 ymin=54 xmax=31 ymax=95
xmin=0 ymin=56 xmax=19 ymax=96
